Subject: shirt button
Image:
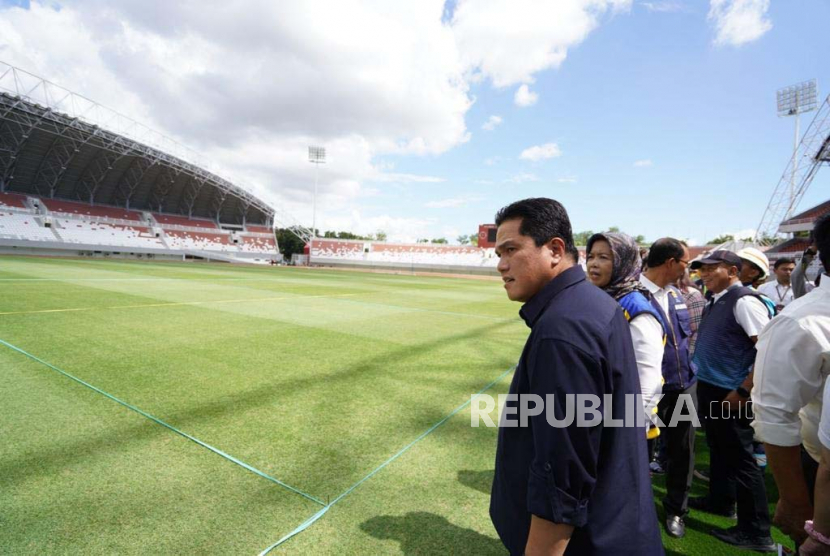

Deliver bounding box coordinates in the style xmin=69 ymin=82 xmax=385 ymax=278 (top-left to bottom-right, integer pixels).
xmin=544 ymin=462 xmax=552 ymax=473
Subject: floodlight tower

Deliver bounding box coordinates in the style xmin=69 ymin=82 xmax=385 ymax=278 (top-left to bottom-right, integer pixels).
xmin=777 ymin=80 xmax=818 ymax=218
xmin=308 ymin=146 xmax=326 ymax=240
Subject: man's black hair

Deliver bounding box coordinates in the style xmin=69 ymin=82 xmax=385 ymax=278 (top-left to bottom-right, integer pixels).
xmin=494 ymin=198 xmax=579 ymax=261
xmin=646 ymin=237 xmax=686 ymax=268
xmin=814 ymin=213 xmax=830 ymax=272
xmin=773 ymin=257 xmax=795 ymax=269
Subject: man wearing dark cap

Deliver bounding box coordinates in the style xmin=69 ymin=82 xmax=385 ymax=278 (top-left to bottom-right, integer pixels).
xmin=688 ymin=250 xmax=775 ymax=552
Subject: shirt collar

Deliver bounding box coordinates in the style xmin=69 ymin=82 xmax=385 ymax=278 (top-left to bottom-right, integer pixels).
xmin=639 ymin=274 xmax=663 ymax=295
xmin=712 ymin=281 xmax=742 ymax=302
xmin=519 ymin=265 xmax=586 ymax=328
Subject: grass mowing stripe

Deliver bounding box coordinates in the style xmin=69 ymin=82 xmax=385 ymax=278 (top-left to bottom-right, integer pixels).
xmin=0 ymin=292 xmax=518 ymax=323
xmin=0 ymin=292 xmax=360 ymax=316
xmin=336 ymin=297 xmax=520 ymax=323
xmin=258 ymin=365 xmax=516 ymax=555
xmin=0 ymin=337 xmax=326 ymax=507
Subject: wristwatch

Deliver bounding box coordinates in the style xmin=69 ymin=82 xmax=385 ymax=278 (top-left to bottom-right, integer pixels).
xmin=736 ymin=386 xmax=751 ymax=399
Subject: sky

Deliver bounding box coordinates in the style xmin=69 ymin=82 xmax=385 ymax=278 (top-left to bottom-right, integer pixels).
xmin=1 ymin=0 xmax=828 ymax=244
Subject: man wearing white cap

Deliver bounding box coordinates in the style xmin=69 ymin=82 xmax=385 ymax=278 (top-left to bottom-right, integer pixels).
xmin=737 ymin=248 xmax=778 ymax=320
xmin=737 ymin=247 xmax=770 ymax=289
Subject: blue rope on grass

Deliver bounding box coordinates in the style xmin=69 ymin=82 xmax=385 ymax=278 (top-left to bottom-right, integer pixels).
xmin=0 ymin=337 xmax=326 ymax=507
xmin=258 ymin=365 xmax=516 ymax=555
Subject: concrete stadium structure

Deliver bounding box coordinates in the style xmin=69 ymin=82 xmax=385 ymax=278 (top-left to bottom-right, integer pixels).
xmin=0 ymin=63 xmax=279 ymax=264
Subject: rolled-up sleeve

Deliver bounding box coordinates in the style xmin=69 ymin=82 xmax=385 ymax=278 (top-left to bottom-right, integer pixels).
xmin=752 ymin=315 xmax=824 ymax=447
xmin=526 ymin=338 xmax=604 ymax=527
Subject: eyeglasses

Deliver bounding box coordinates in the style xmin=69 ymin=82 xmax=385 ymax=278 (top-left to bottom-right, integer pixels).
xmin=675 ymin=258 xmax=690 ymax=266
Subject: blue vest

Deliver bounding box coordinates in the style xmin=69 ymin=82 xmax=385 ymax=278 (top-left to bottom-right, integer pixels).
xmin=693 ymin=284 xmax=764 ymax=390
xmin=649 ymin=287 xmax=696 ymax=392
xmin=618 ymin=291 xmax=667 ymax=336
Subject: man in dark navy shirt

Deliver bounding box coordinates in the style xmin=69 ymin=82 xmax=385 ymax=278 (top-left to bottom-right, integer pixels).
xmin=489 ymin=198 xmax=664 ymax=556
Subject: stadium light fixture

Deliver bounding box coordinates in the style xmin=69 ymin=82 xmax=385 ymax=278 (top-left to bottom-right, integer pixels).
xmin=308 ymin=146 xmax=326 ymax=240
xmin=776 ymin=80 xmax=818 ymax=218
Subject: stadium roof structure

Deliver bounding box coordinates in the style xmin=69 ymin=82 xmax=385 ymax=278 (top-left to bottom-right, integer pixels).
xmin=778 ymin=198 xmax=830 ymax=234
xmin=0 ymin=62 xmax=283 ymax=228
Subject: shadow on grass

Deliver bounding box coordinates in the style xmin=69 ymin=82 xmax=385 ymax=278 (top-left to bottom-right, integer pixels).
xmin=458 ymin=469 xmax=493 ymax=495
xmin=361 ymin=511 xmax=506 ymax=555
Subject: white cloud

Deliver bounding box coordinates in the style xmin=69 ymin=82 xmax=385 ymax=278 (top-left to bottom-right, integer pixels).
xmin=425 ymin=195 xmax=482 ymax=208
xmin=506 ymin=173 xmax=540 ymax=184
xmin=514 ymin=84 xmax=539 ymax=107
xmin=0 ymin=0 xmax=629 ymax=233
xmin=520 ymin=143 xmax=562 ymax=161
xmin=708 ymin=0 xmax=772 ymax=47
xmin=451 ymin=0 xmax=632 ymax=88
xmin=557 ymin=176 xmax=579 ymax=183
xmin=0 ymin=1 xmax=470 ymax=210
xmin=641 ymin=1 xmax=687 ymax=13
xmin=633 ymin=159 xmax=653 ymax=167
xmin=322 ymin=210 xmax=437 ymax=243
xmin=482 ymin=115 xmax=503 ymax=131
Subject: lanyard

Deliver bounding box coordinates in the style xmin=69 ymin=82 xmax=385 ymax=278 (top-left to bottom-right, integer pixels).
xmin=775 ymin=284 xmax=791 ymax=302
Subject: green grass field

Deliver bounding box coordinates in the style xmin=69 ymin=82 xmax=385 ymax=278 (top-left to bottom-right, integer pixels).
xmin=0 ymin=256 xmax=793 ymax=555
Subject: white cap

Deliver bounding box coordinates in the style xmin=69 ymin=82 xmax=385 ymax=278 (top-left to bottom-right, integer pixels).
xmin=736 ymin=247 xmax=770 ymax=279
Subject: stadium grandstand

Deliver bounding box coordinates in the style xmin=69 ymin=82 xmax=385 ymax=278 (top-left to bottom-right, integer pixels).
xmin=0 ymin=63 xmax=279 ymax=264
xmin=309 ymin=238 xmax=499 ymax=275
xmin=308 ymin=238 xmax=596 ymax=275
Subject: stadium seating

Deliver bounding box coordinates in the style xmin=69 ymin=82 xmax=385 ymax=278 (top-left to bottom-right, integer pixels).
xmin=246 ymin=225 xmax=273 ymax=234
xmin=310 ymin=239 xmax=497 ymax=267
xmin=163 ymin=230 xmax=238 ymax=252
xmin=242 ymin=235 xmax=278 ymax=253
xmin=768 ymin=238 xmax=811 ymax=254
xmin=0 ymin=192 xmax=278 ymax=261
xmin=55 ymin=218 xmax=166 ymax=249
xmin=311 ymin=240 xmax=365 ymax=259
xmin=367 ymin=243 xmax=496 ymax=266
xmin=153 ymin=213 xmax=218 ymax=229
xmin=41 ymin=198 xmax=144 ymax=221
xmin=0 ymin=192 xmax=29 ymax=208
xmin=0 ymin=211 xmax=59 ymax=241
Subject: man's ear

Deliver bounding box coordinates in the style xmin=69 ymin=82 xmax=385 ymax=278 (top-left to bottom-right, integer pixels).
xmin=546 ymin=237 xmax=566 ymax=266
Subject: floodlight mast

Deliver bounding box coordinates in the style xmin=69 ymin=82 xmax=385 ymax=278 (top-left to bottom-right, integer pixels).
xmin=776 ymin=80 xmax=818 ymax=219
xmin=308 ymin=146 xmax=326 ymax=243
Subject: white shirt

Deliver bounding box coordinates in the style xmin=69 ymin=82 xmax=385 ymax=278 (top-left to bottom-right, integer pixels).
xmin=752 ymin=275 xmax=830 ymax=462
xmin=821 ymin=377 xmax=830 ymax=451
xmin=710 ymin=286 xmax=770 ymax=337
xmin=629 ymin=310 xmax=665 ymax=420
xmin=639 ymin=274 xmax=669 ymax=315
xmin=757 ymin=280 xmax=795 ymax=307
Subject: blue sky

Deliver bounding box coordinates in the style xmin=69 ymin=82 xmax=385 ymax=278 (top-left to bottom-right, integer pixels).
xmin=1 ymin=0 xmax=828 ymax=244
xmin=381 ymin=0 xmax=830 ymax=243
